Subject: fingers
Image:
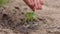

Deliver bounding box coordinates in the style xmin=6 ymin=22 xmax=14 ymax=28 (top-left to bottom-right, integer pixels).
xmin=34 ymin=0 xmax=38 ymax=9
xmin=24 ymin=0 xmax=44 ymax=11
xmin=40 ymin=0 xmax=44 ymax=5
xmin=34 ymin=0 xmax=42 ymax=9
xmin=38 ymin=0 xmax=42 ymax=9
xmin=26 ymin=0 xmax=34 ymax=6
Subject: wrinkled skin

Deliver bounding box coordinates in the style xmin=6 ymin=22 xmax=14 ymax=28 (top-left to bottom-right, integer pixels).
xmin=23 ymin=0 xmax=44 ymax=11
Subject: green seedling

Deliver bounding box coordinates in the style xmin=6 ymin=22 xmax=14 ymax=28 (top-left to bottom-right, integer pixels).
xmin=24 ymin=12 xmax=39 ymax=28
xmin=26 ymin=12 xmax=38 ymax=22
xmin=0 ymin=0 xmax=9 ymax=6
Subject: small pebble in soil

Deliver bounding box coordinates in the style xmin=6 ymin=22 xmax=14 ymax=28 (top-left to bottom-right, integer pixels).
xmin=23 ymin=21 xmax=39 ymax=29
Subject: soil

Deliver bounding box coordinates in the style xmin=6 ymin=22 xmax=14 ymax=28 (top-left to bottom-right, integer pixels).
xmin=0 ymin=0 xmax=60 ymax=34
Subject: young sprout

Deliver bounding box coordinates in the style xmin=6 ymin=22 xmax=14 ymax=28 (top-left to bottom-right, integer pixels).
xmin=0 ymin=0 xmax=9 ymax=6
xmin=26 ymin=12 xmax=38 ymax=21
xmin=24 ymin=12 xmax=39 ymax=28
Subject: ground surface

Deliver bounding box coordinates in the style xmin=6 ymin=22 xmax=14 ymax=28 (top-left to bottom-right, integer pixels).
xmin=0 ymin=0 xmax=60 ymax=34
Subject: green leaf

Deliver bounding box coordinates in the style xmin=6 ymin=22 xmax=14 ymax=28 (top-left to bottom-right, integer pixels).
xmin=26 ymin=12 xmax=38 ymax=21
xmin=26 ymin=12 xmax=35 ymax=20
